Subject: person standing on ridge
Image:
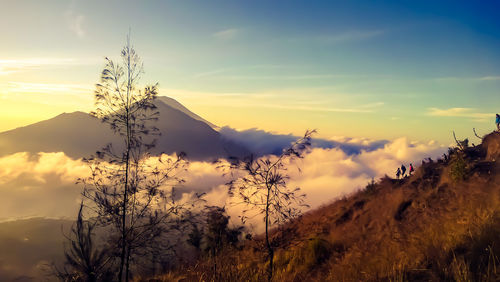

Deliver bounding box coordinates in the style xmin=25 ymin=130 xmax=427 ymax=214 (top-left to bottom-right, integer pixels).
xmin=396 ymin=167 xmax=401 ymax=179
xmin=496 ymin=113 xmax=500 ymax=131
xmin=409 ymin=163 xmax=414 ymax=176
xmin=401 ymin=164 xmax=407 ymax=178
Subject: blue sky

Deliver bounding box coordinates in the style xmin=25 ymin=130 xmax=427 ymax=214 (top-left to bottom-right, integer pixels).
xmin=0 ymin=0 xmax=499 ymax=144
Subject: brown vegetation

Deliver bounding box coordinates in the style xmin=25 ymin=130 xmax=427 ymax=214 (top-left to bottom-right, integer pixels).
xmin=148 ymin=132 xmax=500 ymax=281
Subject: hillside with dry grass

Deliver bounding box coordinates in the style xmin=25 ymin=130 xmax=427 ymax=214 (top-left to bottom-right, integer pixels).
xmin=150 ymin=132 xmax=500 ymax=282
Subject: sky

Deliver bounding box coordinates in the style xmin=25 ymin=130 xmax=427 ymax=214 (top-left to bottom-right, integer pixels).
xmin=1 ymin=0 xmax=500 ymax=144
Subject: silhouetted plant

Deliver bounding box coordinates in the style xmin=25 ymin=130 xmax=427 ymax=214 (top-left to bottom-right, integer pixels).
xmin=53 ymin=203 xmax=112 ymax=282
xmin=227 ymin=130 xmax=314 ymax=281
xmin=453 ymin=131 xmax=469 ymax=151
xmin=473 ymin=128 xmax=484 ymax=141
xmin=202 ymin=206 xmax=244 ymax=280
xmin=79 ymin=34 xmax=200 ymax=281
xmin=364 ymin=178 xmax=377 ymax=194
xmin=187 ymin=223 xmax=203 ymax=252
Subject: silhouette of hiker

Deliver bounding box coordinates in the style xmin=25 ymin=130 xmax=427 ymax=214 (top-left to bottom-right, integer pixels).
xmin=401 ymin=164 xmax=407 ymax=178
xmin=496 ymin=113 xmax=500 ymax=131
xmin=409 ymin=163 xmax=414 ymax=176
xmin=396 ymin=167 xmax=401 ymax=179
xmin=443 ymin=153 xmax=448 ymax=162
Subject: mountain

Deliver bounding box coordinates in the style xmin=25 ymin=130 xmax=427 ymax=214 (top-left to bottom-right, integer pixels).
xmin=157 ymin=96 xmax=219 ymax=130
xmin=0 ymin=97 xmax=248 ymax=160
xmin=166 ymin=132 xmax=500 ymax=281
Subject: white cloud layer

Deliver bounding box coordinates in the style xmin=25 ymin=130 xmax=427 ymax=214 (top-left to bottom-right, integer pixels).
xmin=0 ymin=137 xmax=446 ymax=231
xmin=219 ymin=127 xmax=388 ymax=156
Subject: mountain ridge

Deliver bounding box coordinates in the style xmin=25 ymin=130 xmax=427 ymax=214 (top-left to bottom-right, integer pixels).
xmin=0 ymin=97 xmax=248 ymax=160
xmin=157 ymin=96 xmax=218 ymax=130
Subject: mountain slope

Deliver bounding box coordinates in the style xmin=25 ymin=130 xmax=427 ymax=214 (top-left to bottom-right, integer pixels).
xmin=0 ymin=97 xmax=248 ymax=160
xmin=0 ymin=111 xmax=110 ymax=159
xmin=172 ymin=132 xmax=500 ymax=281
xmin=157 ymin=96 xmax=218 ymax=129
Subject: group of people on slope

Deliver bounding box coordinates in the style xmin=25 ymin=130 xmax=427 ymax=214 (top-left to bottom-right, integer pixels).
xmin=396 ymin=163 xmax=414 ymax=179
xmin=392 ymin=114 xmax=500 ymax=180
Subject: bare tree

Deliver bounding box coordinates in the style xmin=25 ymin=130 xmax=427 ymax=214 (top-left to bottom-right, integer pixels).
xmin=473 ymin=128 xmax=483 ymax=140
xmin=79 ymin=34 xmax=197 ymax=281
xmin=453 ymin=130 xmax=469 ymax=151
xmin=227 ymin=130 xmax=315 ymax=281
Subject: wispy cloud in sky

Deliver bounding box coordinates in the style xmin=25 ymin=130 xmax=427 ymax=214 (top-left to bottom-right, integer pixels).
xmin=160 ymin=87 xmax=381 ymax=113
xmin=0 ymin=82 xmax=93 ymax=109
xmin=64 ymin=5 xmax=86 ymax=38
xmin=318 ymin=29 xmax=386 ymax=44
xmin=0 ymin=58 xmax=80 ymax=75
xmin=434 ymin=76 xmax=500 ymax=82
xmin=192 ymin=66 xmax=352 ymax=81
xmin=256 ymin=102 xmax=383 ymax=113
xmin=479 ymin=76 xmax=500 ymax=81
xmin=212 ymin=28 xmax=239 ymax=39
xmin=3 ymin=82 xmax=92 ymax=95
xmin=193 ymin=65 xmax=289 ymax=79
xmin=218 ymin=74 xmax=348 ymax=80
xmin=0 ymin=66 xmax=15 ymax=76
xmin=193 ymin=68 xmax=234 ymax=79
xmin=427 ymin=107 xmax=493 ymax=122
xmin=285 ymin=29 xmax=386 ymax=45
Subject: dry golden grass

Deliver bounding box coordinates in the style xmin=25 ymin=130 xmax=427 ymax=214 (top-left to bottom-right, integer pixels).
xmin=149 ymin=132 xmax=500 ymax=282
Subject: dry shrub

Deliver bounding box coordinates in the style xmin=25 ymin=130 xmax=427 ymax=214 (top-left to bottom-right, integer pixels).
xmin=449 ymin=154 xmax=469 ymax=182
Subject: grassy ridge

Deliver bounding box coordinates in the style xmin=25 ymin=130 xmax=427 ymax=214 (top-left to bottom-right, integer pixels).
xmin=151 ymin=132 xmax=500 ymax=282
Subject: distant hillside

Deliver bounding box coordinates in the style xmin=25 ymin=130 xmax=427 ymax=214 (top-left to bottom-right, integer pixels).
xmin=0 ymin=97 xmax=248 ymax=161
xmin=166 ymin=132 xmax=500 ymax=281
xmin=0 ymin=218 xmax=72 ymax=281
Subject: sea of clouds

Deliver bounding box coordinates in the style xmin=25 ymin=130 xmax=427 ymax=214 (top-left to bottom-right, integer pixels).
xmin=0 ymin=130 xmax=447 ymax=232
